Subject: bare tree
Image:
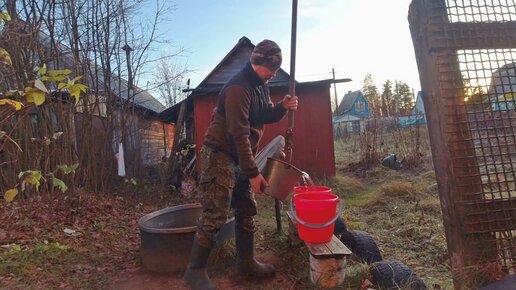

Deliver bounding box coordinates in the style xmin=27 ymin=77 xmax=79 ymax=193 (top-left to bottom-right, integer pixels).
xmin=1 ymin=0 xmax=181 ymax=193
xmin=153 ymin=56 xmax=189 ymax=107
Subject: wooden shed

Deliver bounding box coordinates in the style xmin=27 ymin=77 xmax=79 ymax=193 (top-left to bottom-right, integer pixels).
xmin=39 ymin=30 xmax=175 ymax=177
xmin=160 ymin=37 xmax=346 ymax=179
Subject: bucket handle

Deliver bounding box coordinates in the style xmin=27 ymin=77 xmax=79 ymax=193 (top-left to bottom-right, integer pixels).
xmin=289 ymin=198 xmax=342 ymax=229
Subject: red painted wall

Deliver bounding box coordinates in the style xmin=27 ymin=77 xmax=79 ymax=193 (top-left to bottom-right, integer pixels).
xmin=193 ymin=84 xmax=335 ymax=179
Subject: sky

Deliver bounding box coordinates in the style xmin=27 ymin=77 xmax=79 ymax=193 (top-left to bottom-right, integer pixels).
xmin=144 ymin=0 xmax=421 ymax=105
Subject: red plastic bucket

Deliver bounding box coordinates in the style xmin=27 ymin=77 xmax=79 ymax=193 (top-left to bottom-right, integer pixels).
xmin=292 ymin=192 xmax=340 ymax=243
xmin=293 ymin=186 xmax=332 ymax=195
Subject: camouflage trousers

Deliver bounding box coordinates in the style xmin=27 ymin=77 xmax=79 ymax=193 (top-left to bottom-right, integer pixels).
xmin=195 ymin=145 xmax=258 ymax=248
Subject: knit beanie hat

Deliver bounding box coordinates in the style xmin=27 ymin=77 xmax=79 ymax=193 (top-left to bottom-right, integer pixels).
xmin=250 ymin=39 xmax=282 ymax=71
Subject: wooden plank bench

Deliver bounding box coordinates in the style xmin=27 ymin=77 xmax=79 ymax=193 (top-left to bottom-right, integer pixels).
xmin=286 ymin=211 xmax=352 ymax=288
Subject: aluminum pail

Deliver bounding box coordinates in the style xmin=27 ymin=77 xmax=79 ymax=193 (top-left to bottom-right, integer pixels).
xmin=262 ymin=157 xmax=303 ymax=201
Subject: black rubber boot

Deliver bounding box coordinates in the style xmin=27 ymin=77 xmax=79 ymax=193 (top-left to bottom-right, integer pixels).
xmin=184 ymin=237 xmax=215 ymax=290
xmin=235 ymin=228 xmax=275 ymax=278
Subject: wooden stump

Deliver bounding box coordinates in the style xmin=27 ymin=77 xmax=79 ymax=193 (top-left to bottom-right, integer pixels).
xmin=309 ymin=254 xmax=347 ymax=288
xmin=286 ymin=212 xmax=352 ymax=288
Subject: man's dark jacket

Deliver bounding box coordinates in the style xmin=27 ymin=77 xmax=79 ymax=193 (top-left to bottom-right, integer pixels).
xmin=203 ymin=62 xmax=287 ymax=178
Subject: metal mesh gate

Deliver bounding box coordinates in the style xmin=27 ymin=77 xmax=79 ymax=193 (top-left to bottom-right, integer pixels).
xmin=409 ymin=0 xmax=515 ymax=288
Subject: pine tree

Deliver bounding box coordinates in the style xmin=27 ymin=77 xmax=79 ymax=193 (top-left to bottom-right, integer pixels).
xmin=381 ymin=80 xmax=393 ymax=117
xmin=394 ymin=81 xmax=414 ymax=115
xmin=362 ymin=74 xmax=381 ymax=117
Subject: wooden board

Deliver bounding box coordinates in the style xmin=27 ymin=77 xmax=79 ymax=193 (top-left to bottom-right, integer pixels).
xmin=305 ymin=235 xmax=352 ymax=259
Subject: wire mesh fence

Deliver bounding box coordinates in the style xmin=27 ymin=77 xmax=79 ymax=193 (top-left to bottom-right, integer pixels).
xmin=409 ymin=0 xmax=515 ymax=287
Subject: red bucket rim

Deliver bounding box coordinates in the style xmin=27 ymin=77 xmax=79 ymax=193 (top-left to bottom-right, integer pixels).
xmin=293 ymin=185 xmax=332 ymax=192
xmin=293 ymin=192 xmax=339 ymax=202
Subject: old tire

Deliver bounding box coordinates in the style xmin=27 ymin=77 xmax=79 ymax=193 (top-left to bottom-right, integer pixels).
xmin=370 ymin=259 xmax=427 ymax=290
xmin=333 ymin=216 xmax=348 ymax=236
xmin=339 ymin=230 xmax=382 ymax=264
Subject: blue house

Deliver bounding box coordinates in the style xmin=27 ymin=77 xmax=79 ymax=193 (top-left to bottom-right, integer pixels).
xmin=333 ymin=90 xmax=369 ymax=137
xmin=413 ymin=91 xmax=426 ymax=115
xmin=399 ymin=91 xmax=427 ymax=127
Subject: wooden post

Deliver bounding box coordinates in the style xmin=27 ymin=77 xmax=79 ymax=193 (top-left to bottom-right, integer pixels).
xmin=408 ymin=0 xmax=502 ymax=287
xmin=167 ymin=101 xmax=187 ymax=185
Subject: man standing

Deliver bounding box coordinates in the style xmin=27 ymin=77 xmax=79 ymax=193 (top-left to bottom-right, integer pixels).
xmin=184 ymin=39 xmax=298 ymax=290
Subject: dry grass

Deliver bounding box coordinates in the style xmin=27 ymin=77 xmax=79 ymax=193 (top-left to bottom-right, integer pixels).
xmin=332 ymin=133 xmax=453 ymax=289
xmin=257 ymin=133 xmax=453 ymax=288
xmin=323 ymin=175 xmax=365 ymax=198
xmin=454 ymin=262 xmax=508 ymax=288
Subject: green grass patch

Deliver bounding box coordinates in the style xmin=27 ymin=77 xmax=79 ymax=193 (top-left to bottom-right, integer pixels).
xmin=320 ymin=175 xmax=366 ymax=198
xmin=343 ymin=188 xmax=377 ymax=208
xmin=0 ymin=242 xmax=72 ymax=276
xmin=341 ymin=261 xmax=370 ymax=289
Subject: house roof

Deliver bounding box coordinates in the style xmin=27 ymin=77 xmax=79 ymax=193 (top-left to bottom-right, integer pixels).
xmin=333 ymin=114 xmax=362 ymax=123
xmin=336 ymin=90 xmax=362 ymax=115
xmin=191 ymin=36 xmax=292 ymax=93
xmin=38 ymin=31 xmax=165 ymax=114
xmin=159 ymin=36 xmax=351 ymax=123
xmin=89 ymin=65 xmax=165 ymax=114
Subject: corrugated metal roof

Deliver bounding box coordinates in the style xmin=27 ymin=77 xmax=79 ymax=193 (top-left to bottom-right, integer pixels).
xmin=39 ymin=32 xmax=165 ymax=114
xmin=89 ymin=65 xmax=165 ymax=114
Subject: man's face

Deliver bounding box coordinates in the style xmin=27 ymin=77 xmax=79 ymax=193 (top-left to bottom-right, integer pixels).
xmin=254 ymin=65 xmax=278 ymax=84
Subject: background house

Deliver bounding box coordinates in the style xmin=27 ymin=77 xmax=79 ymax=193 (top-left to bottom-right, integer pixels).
xmin=39 ymin=33 xmax=174 ymax=172
xmin=1 ymin=28 xmax=173 ymax=181
xmin=160 ymin=36 xmax=347 ymax=179
xmin=398 ymin=91 xmax=427 ymax=127
xmin=332 ymin=90 xmax=369 ymax=137
xmin=40 ymin=39 xmax=174 ymax=178
xmin=413 ymin=91 xmax=425 ymax=114
xmin=74 ymin=65 xmax=174 ymax=177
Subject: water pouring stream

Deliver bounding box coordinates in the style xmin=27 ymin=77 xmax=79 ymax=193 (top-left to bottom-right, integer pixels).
xmin=300 ymin=171 xmax=315 ymax=186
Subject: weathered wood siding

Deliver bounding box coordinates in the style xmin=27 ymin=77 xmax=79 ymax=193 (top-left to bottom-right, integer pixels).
xmin=139 ymin=119 xmax=174 ymax=166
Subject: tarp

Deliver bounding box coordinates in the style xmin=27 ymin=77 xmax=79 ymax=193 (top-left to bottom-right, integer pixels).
xmin=398 ymin=114 xmax=427 ymax=128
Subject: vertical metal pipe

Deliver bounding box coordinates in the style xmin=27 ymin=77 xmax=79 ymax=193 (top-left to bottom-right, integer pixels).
xmin=285 ymin=0 xmax=298 ymax=163
xmin=288 ymin=0 xmax=298 ymax=130
xmin=277 ymin=0 xmax=298 ymax=234
xmin=332 ymin=68 xmax=338 ymax=113
xmin=274 ymin=199 xmax=282 ymax=232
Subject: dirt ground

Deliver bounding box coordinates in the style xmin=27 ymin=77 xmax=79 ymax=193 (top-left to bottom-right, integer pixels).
xmin=0 ymin=190 xmax=321 ymax=290
xmin=110 ymin=251 xmax=299 ymax=290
